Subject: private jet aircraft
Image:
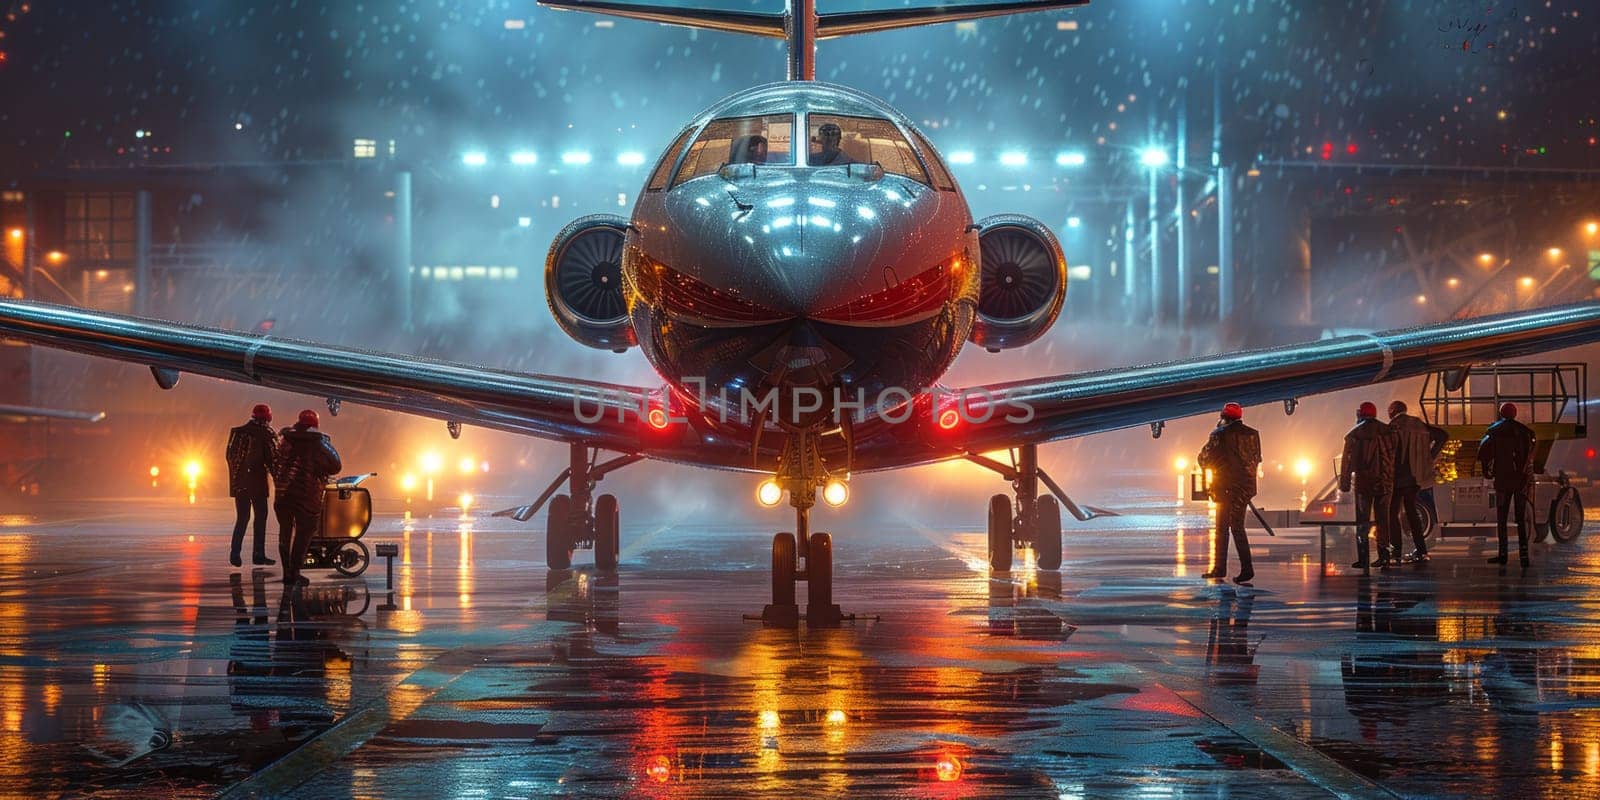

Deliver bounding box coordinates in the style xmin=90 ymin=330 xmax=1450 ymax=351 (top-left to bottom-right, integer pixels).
xmin=4 ymin=0 xmax=1600 ymax=625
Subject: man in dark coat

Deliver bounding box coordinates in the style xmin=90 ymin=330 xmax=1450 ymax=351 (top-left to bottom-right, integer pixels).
xmin=1197 ymin=402 xmax=1262 ymax=585
xmin=225 ymin=403 xmax=279 ymax=568
xmin=272 ymin=409 xmax=341 ymax=585
xmin=1387 ymin=400 xmax=1448 ymax=563
xmin=1478 ymin=402 xmax=1537 ymax=568
xmin=1341 ymin=402 xmax=1397 ymax=570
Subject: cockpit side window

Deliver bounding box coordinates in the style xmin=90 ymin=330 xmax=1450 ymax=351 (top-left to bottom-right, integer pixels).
xmin=908 ymin=129 xmax=957 ymax=192
xmin=672 ymin=114 xmax=796 ymax=187
xmin=806 ymin=114 xmax=930 ymax=185
xmin=647 ymin=126 xmax=696 ymax=192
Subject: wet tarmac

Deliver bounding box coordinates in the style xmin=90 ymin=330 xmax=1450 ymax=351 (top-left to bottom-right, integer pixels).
xmin=3 ymin=485 xmax=1599 ymax=798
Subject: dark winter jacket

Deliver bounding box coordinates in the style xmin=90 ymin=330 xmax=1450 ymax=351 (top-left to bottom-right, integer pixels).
xmin=1388 ymin=413 xmax=1448 ymax=491
xmin=273 ymin=426 xmax=342 ymax=513
xmin=1478 ymin=417 xmax=1537 ymax=494
xmin=1197 ymin=419 xmax=1262 ymax=502
xmin=1340 ymin=418 xmax=1396 ymax=496
xmin=225 ymin=419 xmax=278 ymax=497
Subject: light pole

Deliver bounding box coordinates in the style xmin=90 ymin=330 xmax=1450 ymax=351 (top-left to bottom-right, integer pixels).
xmin=1140 ymin=147 xmax=1169 ymax=325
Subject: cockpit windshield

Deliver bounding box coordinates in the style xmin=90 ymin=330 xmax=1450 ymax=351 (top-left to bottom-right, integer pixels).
xmin=805 ymin=114 xmax=929 ymax=184
xmin=673 ymin=114 xmax=796 ymax=186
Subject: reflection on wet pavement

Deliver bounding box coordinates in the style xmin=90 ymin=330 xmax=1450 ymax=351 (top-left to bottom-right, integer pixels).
xmin=3 ymin=489 xmax=1600 ymax=797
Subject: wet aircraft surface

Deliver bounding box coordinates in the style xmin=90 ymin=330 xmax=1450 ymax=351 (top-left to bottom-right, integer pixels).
xmin=3 ymin=484 xmax=1600 ymax=798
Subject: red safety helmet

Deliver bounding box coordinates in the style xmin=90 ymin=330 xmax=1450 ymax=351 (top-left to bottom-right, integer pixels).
xmin=1357 ymin=401 xmax=1378 ymax=418
xmin=296 ymin=409 xmax=320 ymax=428
xmin=251 ymin=403 xmax=272 ymax=422
xmin=1221 ymin=402 xmax=1243 ymax=420
xmin=1499 ymin=402 xmax=1518 ymax=420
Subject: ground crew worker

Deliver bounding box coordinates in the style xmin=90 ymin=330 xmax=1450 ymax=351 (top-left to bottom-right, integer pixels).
xmin=1387 ymin=400 xmax=1448 ymax=563
xmin=1341 ymin=402 xmax=1397 ymax=570
xmin=1197 ymin=402 xmax=1262 ymax=585
xmin=225 ymin=403 xmax=278 ymax=568
xmin=272 ymin=409 xmax=341 ymax=586
xmin=1478 ymin=402 xmax=1537 ymax=568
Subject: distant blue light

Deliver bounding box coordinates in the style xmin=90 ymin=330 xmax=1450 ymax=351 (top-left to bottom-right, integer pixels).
xmin=1140 ymin=148 xmax=1169 ymax=168
xmin=617 ymin=151 xmax=646 ymax=166
xmin=1066 ymin=216 xmax=1082 ymax=228
xmin=948 ymin=150 xmax=976 ymax=165
xmin=462 ymin=151 xmax=489 ymax=167
xmin=510 ymin=151 xmax=538 ymax=166
xmin=999 ymin=151 xmax=1028 ymax=167
xmin=1056 ymin=151 xmax=1087 ymax=167
xmin=561 ymin=151 xmax=593 ymax=166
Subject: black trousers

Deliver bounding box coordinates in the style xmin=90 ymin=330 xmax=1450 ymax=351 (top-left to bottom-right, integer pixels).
xmin=1354 ymin=490 xmax=1394 ymax=564
xmin=1496 ymin=490 xmax=1531 ymax=560
xmin=274 ymin=499 xmax=321 ymax=580
xmin=231 ymin=492 xmax=270 ymax=559
xmin=1212 ymin=497 xmax=1253 ymax=575
xmin=1389 ymin=485 xmax=1427 ymax=555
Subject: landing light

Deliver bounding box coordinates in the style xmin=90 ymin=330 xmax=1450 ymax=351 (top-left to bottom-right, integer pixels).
xmin=822 ymin=479 xmax=849 ymax=507
xmin=757 ymin=479 xmax=783 ymax=507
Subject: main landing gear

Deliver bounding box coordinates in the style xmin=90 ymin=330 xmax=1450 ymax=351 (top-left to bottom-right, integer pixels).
xmin=492 ymin=443 xmax=641 ymax=571
xmin=968 ymin=444 xmax=1113 ymax=571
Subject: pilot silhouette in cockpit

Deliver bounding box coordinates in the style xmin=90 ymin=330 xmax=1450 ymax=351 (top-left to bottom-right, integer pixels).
xmin=728 ymin=134 xmax=769 ymax=165
xmin=811 ymin=122 xmax=853 ymax=166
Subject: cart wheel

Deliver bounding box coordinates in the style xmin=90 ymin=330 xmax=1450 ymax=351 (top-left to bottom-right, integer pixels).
xmin=1549 ymin=488 xmax=1584 ymax=544
xmin=333 ymin=540 xmax=370 ymax=577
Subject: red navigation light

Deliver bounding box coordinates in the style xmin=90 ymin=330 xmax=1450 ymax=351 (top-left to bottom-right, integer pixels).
xmin=933 ymin=752 xmax=963 ymax=782
xmin=647 ymin=407 xmax=670 ymax=430
xmin=1587 ymin=448 xmax=1596 ymax=460
xmin=1320 ymin=142 xmax=1333 ymax=161
xmin=1346 ymin=143 xmax=1358 ymax=155
xmin=937 ymin=407 xmax=961 ymax=431
xmin=645 ymin=754 xmax=672 ymax=783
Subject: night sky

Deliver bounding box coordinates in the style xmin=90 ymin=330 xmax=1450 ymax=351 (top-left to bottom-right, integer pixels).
xmin=0 ymin=0 xmax=1595 ymax=175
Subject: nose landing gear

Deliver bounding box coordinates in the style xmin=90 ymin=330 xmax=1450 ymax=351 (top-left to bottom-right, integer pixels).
xmin=760 ymin=431 xmax=845 ymax=628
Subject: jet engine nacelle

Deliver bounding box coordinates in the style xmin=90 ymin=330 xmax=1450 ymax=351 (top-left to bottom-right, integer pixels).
xmin=545 ymin=214 xmax=638 ymax=352
xmin=967 ymin=213 xmax=1068 ymax=352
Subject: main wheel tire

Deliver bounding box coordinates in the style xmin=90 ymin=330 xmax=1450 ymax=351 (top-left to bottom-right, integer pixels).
xmin=333 ymin=540 xmax=370 ymax=577
xmin=1034 ymin=495 xmax=1063 ymax=570
xmin=772 ymin=532 xmax=797 ymax=606
xmin=547 ymin=494 xmax=574 ymax=570
xmin=807 ymin=532 xmax=833 ymax=609
xmin=594 ymin=494 xmax=620 ymax=571
xmin=988 ymin=494 xmax=1014 ymax=571
xmin=1550 ymin=488 xmax=1584 ymax=543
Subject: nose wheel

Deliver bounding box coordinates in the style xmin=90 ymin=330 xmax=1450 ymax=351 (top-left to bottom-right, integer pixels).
xmin=761 ymin=492 xmax=843 ymax=627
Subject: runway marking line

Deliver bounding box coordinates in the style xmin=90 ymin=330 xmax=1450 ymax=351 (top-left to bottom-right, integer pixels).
xmin=1133 ymin=663 xmax=1402 ymax=800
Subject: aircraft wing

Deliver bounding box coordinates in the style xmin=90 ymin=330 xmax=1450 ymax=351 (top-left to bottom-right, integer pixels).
xmin=0 ymin=299 xmax=744 ymax=465
xmin=0 ymin=404 xmax=107 ymax=423
xmin=852 ymin=302 xmax=1600 ymax=470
